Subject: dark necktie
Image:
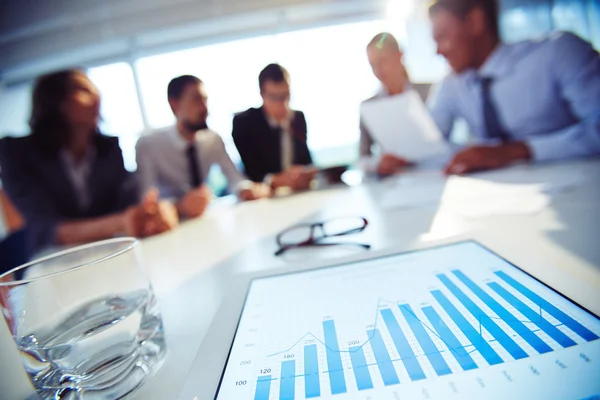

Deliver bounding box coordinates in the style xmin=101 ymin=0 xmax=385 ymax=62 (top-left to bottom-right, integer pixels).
xmin=275 ymin=125 xmax=293 ymax=171
xmin=186 ymin=143 xmax=202 ymax=188
xmin=481 ymin=76 xmax=509 ymax=142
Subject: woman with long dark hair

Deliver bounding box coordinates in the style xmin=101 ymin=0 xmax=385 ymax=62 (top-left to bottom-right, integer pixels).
xmin=0 ymin=69 xmax=176 ymax=252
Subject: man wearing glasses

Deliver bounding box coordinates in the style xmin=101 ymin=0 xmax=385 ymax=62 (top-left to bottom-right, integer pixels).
xmin=233 ymin=64 xmax=316 ymax=191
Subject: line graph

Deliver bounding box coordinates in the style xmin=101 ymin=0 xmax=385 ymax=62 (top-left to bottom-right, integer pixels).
xmin=267 ymin=284 xmax=555 ymax=359
xmin=254 ymin=270 xmax=597 ymax=399
xmin=215 ymin=242 xmax=600 ymax=400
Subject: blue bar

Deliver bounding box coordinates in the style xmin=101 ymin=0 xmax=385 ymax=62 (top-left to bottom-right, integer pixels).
xmin=437 ymin=274 xmax=529 ymax=360
xmin=303 ymin=345 xmax=320 ymax=398
xmin=254 ymin=375 xmax=272 ymax=400
xmin=367 ymin=329 xmax=400 ymax=385
xmin=422 ymin=306 xmax=478 ymax=371
xmin=452 ymin=270 xmax=553 ymax=354
xmin=380 ymin=308 xmax=426 ymax=381
xmin=496 ymin=271 xmax=599 ymax=342
xmin=487 ymin=282 xmax=577 ymax=348
xmin=431 ymin=290 xmax=503 ymax=365
xmin=280 ymin=360 xmax=295 ymax=400
xmin=349 ymin=346 xmax=373 ymax=390
xmin=399 ymin=304 xmax=452 ymax=376
xmin=323 ymin=320 xmax=347 ymax=394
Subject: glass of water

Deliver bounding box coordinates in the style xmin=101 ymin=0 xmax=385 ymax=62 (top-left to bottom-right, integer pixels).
xmin=0 ymin=237 xmax=166 ymax=399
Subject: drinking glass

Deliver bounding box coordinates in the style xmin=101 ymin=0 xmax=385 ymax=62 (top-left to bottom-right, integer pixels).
xmin=0 ymin=238 xmax=166 ymax=399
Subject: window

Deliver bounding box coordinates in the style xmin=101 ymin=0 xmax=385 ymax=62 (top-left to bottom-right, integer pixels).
xmin=135 ymin=18 xmax=448 ymax=167
xmin=87 ymin=62 xmax=145 ymax=171
xmin=0 ymin=83 xmax=32 ymax=138
xmin=0 ymin=17 xmax=447 ymax=176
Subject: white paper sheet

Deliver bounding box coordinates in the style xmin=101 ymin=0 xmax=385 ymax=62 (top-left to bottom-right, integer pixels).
xmin=381 ymin=168 xmax=586 ymax=218
xmin=440 ymin=178 xmax=550 ymax=218
xmin=380 ymin=181 xmax=445 ymax=210
xmin=360 ymin=90 xmax=451 ymax=162
xmin=466 ymin=164 xmax=587 ymax=191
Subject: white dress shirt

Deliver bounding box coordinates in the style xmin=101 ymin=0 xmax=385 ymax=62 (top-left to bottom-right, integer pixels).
xmin=59 ymin=147 xmax=96 ymax=210
xmin=265 ymin=111 xmax=295 ymax=171
xmin=263 ymin=111 xmax=296 ymax=185
xmin=136 ymin=127 xmax=250 ymax=199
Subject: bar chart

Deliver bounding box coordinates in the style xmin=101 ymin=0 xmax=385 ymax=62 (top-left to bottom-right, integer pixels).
xmin=216 ymin=242 xmax=600 ymax=400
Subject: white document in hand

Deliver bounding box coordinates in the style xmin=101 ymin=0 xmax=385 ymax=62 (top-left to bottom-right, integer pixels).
xmin=360 ymin=90 xmax=451 ymax=162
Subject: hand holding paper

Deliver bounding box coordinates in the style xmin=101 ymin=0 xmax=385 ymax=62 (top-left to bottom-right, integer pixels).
xmin=360 ymin=91 xmax=451 ymax=163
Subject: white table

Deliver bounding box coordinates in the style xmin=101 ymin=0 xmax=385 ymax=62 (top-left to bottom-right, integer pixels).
xmin=1 ymin=159 xmax=599 ymax=399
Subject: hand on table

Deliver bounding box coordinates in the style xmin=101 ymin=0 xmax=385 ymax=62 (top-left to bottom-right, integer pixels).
xmin=0 ymin=190 xmax=24 ymax=333
xmin=0 ymin=190 xmax=24 ymax=234
xmin=124 ymin=189 xmax=179 ymax=237
xmin=272 ymin=166 xmax=318 ymax=191
xmin=239 ymin=183 xmax=272 ymax=201
xmin=177 ymin=185 xmax=213 ymax=219
xmin=377 ymin=153 xmax=409 ymax=175
xmin=445 ymin=142 xmax=531 ymax=175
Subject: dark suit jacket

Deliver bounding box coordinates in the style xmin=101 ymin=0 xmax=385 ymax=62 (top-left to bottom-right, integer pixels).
xmin=0 ymin=228 xmax=30 ymax=276
xmin=232 ymin=107 xmax=313 ymax=182
xmin=0 ymin=134 xmax=139 ymax=252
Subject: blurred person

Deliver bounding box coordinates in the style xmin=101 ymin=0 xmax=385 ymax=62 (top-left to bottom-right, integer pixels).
xmin=360 ymin=32 xmax=430 ymax=175
xmin=232 ymin=63 xmax=316 ymax=191
xmin=428 ymin=0 xmax=600 ymax=174
xmin=136 ymin=75 xmax=269 ymax=220
xmin=0 ymin=69 xmax=177 ymax=253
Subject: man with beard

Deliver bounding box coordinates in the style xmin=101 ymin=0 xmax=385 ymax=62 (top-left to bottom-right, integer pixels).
xmin=136 ymin=75 xmax=269 ymax=220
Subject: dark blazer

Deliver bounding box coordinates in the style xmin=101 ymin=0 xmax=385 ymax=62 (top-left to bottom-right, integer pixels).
xmin=0 ymin=228 xmax=30 ymax=276
xmin=232 ymin=107 xmax=313 ymax=182
xmin=0 ymin=134 xmax=139 ymax=252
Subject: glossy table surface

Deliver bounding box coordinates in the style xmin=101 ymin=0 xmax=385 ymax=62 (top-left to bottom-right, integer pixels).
xmin=1 ymin=159 xmax=599 ymax=399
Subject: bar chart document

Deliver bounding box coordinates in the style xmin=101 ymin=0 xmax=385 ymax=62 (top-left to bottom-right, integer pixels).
xmin=216 ymin=242 xmax=600 ymax=399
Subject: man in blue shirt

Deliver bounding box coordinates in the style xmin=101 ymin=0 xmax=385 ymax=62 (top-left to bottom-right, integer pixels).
xmin=427 ymin=0 xmax=600 ymax=174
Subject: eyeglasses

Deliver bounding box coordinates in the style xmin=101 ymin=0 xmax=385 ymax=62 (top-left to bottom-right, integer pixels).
xmin=275 ymin=217 xmax=370 ymax=256
xmin=262 ymin=92 xmax=290 ymax=103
